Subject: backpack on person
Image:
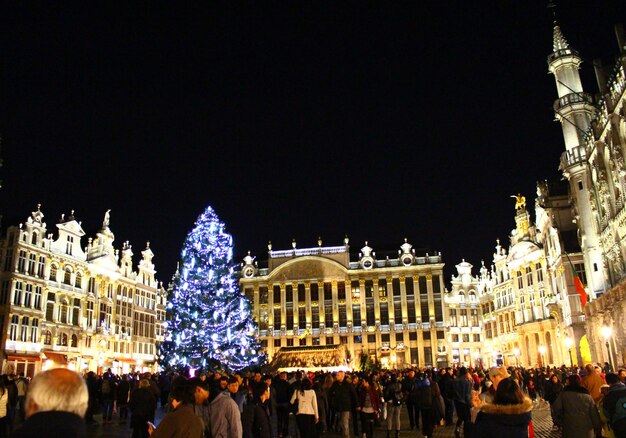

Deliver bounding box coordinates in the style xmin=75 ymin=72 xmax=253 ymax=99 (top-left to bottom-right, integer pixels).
xmin=101 ymin=379 xmax=111 ymax=395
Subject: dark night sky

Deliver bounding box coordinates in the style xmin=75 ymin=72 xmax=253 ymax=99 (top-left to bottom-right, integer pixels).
xmin=1 ymin=2 xmax=625 ymax=285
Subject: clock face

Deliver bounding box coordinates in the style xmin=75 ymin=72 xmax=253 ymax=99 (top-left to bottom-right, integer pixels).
xmin=243 ymin=267 xmax=254 ymax=278
xmin=363 ymin=259 xmax=373 ymax=269
xmin=402 ymin=256 xmax=413 ymax=266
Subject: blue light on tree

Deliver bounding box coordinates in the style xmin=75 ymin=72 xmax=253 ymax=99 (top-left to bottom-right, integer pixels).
xmin=158 ymin=206 xmax=263 ymax=371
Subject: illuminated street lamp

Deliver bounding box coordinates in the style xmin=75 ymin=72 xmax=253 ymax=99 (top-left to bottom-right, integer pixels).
xmin=513 ymin=347 xmax=520 ymax=367
xmin=539 ymin=345 xmax=546 ymax=368
xmin=601 ymin=326 xmax=614 ymax=371
xmin=564 ymin=337 xmax=574 ymax=367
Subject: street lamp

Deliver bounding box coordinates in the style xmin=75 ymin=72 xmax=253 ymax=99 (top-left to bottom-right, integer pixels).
xmin=601 ymin=326 xmax=614 ymax=371
xmin=513 ymin=347 xmax=520 ymax=367
xmin=539 ymin=345 xmax=546 ymax=368
xmin=564 ymin=337 xmax=574 ymax=367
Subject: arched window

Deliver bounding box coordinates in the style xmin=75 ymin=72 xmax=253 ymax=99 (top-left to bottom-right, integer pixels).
xmin=38 ymin=256 xmax=45 ymax=277
xmin=459 ymin=292 xmax=466 ymax=303
xmin=71 ymin=334 xmax=78 ymax=348
xmin=44 ymin=330 xmax=52 ymax=345
xmin=75 ymin=272 xmax=82 ymax=289
xmin=31 ymin=232 xmax=38 ymax=245
xmin=49 ymin=264 xmax=57 ymax=281
xmin=469 ymin=291 xmax=476 ymax=302
xmin=64 ymin=268 xmax=72 ymax=285
xmin=59 ymin=333 xmax=68 ymax=346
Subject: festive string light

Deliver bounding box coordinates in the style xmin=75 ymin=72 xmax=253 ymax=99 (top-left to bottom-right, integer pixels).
xmin=157 ymin=205 xmax=264 ymax=371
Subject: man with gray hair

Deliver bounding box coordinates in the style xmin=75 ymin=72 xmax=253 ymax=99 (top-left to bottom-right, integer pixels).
xmin=13 ymin=368 xmax=89 ymax=438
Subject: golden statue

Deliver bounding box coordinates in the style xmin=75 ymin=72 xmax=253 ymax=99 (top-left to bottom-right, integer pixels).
xmin=511 ymin=194 xmax=526 ymax=210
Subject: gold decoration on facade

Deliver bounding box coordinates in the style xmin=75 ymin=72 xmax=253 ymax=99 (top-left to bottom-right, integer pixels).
xmin=511 ymin=193 xmax=526 ymax=210
xmin=426 ymin=274 xmax=433 ymax=281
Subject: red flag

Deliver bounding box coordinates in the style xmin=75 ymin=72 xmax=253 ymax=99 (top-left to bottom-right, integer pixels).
xmin=572 ymin=266 xmax=588 ymax=308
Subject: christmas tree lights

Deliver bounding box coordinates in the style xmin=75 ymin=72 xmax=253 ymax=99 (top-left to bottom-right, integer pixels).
xmin=158 ymin=206 xmax=263 ymax=371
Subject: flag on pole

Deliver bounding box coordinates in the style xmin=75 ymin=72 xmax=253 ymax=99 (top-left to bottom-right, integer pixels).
xmin=572 ymin=266 xmax=588 ymax=308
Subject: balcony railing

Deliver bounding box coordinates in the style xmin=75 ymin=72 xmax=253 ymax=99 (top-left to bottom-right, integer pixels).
xmin=553 ymin=92 xmax=593 ymax=112
xmin=560 ymin=145 xmax=587 ymax=169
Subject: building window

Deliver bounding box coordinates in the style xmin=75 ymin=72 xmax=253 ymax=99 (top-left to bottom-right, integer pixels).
xmin=73 ymin=299 xmax=81 ymax=326
xmin=297 ymin=284 xmax=305 ymax=302
xmin=462 ymin=334 xmax=470 ymax=342
xmin=60 ymin=300 xmax=69 ymax=324
xmin=273 ymin=308 xmax=282 ymax=327
xmin=449 ymin=309 xmax=457 ymax=326
xmin=310 ymin=283 xmax=319 ymax=301
xmin=380 ymin=303 xmax=389 ymax=325
xmin=392 ymin=278 xmax=401 ymax=296
xmin=24 ymin=284 xmax=32 ymax=307
xmin=473 ymin=334 xmax=480 ymax=342
xmin=33 ymin=286 xmax=42 ymax=310
xmin=28 ymin=254 xmax=36 ymax=275
xmin=378 ymin=279 xmax=387 ymax=298
xmin=38 ymin=257 xmax=45 ymax=277
xmin=573 ymin=263 xmax=587 ymax=286
xmin=17 ymin=251 xmax=27 ymax=273
xmin=71 ymin=334 xmax=78 ymax=348
xmin=298 ymin=307 xmax=306 ymax=329
xmin=49 ymin=264 xmax=57 ymax=281
xmin=517 ymin=271 xmax=523 ymax=289
xmin=20 ymin=316 xmax=29 ymax=342
xmin=535 ymin=263 xmax=543 ymax=282
xmin=88 ymin=278 xmax=96 ymax=294
xmin=352 ymin=304 xmax=361 ymax=325
xmin=272 ymin=285 xmax=281 ymax=304
xmin=395 ymin=333 xmax=404 ymax=342
xmin=13 ymin=282 xmax=23 ymax=306
xmin=451 ymin=334 xmax=459 ymax=342
xmin=285 ymin=285 xmax=293 ymax=303
xmin=59 ymin=333 xmax=68 ymax=346
xmin=351 ymin=281 xmax=360 ymax=300
xmin=273 ymin=339 xmax=281 ymax=347
xmin=367 ymin=335 xmax=376 ymax=344
xmin=75 ymin=272 xmax=82 ymax=288
xmin=9 ymin=316 xmax=19 ymax=341
xmin=30 ymin=319 xmax=39 ymax=343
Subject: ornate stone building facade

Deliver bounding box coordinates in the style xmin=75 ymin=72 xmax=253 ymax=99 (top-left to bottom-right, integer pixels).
xmin=240 ymin=238 xmax=447 ymax=369
xmin=550 ymin=21 xmax=626 ymax=368
xmin=0 ymin=206 xmax=167 ymax=376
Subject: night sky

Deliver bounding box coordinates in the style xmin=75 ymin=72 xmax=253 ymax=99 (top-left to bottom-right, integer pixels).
xmin=2 ymin=2 xmax=625 ymax=285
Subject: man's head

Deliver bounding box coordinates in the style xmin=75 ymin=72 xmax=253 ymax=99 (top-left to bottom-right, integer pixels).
xmin=407 ymin=370 xmax=415 ymax=378
xmin=263 ymin=374 xmax=272 ymax=387
xmin=606 ymin=373 xmax=620 ymax=386
xmin=254 ymin=372 xmax=262 ymax=383
xmin=279 ymin=372 xmax=287 ymax=381
xmin=170 ymin=379 xmax=196 ymax=408
xmin=189 ymin=378 xmax=210 ymax=405
xmin=25 ymin=369 xmax=88 ymax=419
xmin=488 ymin=366 xmax=510 ymax=390
xmin=219 ymin=376 xmax=228 ymax=390
xmin=227 ymin=376 xmax=239 ymax=395
xmin=618 ymin=369 xmax=626 ymax=383
xmin=335 ymin=371 xmax=345 ymax=382
xmin=253 ymin=382 xmax=269 ymax=402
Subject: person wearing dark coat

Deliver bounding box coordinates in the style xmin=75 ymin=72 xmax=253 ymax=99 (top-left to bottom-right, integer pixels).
xmin=553 ymin=374 xmax=601 ymax=438
xmin=117 ymin=374 xmax=132 ymax=423
xmin=129 ymin=379 xmax=157 ymax=438
xmin=543 ymin=374 xmax=562 ymax=429
xmin=473 ymin=378 xmax=533 ymax=438
xmin=357 ymin=378 xmax=380 ymax=438
xmin=148 ymin=379 xmax=203 ymax=438
xmin=328 ymin=371 xmax=357 ymax=438
xmin=13 ymin=369 xmax=88 ymax=438
xmin=243 ymin=383 xmax=273 ymax=438
xmin=272 ymin=372 xmax=291 ymax=438
xmin=85 ymin=371 xmax=99 ymax=424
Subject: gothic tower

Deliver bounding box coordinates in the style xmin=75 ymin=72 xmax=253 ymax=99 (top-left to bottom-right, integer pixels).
xmin=548 ymin=21 xmax=607 ymax=297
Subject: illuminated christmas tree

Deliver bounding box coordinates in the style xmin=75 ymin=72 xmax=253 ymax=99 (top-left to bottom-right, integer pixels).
xmin=158 ymin=206 xmax=262 ymax=371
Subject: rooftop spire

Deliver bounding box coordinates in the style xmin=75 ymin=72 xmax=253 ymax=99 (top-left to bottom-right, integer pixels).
xmin=552 ymin=22 xmax=570 ymax=52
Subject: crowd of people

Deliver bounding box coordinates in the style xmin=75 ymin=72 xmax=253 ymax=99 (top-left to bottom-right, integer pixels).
xmin=1 ymin=362 xmax=625 ymax=438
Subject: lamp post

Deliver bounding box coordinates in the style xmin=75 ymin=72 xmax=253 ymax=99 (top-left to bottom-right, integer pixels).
xmin=564 ymin=337 xmax=574 ymax=368
xmin=513 ymin=347 xmax=520 ymax=367
xmin=539 ymin=345 xmax=546 ymax=368
xmin=601 ymin=326 xmax=614 ymax=371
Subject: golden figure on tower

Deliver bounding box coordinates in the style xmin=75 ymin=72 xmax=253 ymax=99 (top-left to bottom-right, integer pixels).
xmin=511 ymin=193 xmax=526 ymax=210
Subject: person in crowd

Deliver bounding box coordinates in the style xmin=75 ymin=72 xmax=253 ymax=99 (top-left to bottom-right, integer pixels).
xmin=228 ymin=376 xmax=247 ymax=414
xmin=209 ymin=374 xmax=243 ymax=438
xmin=313 ymin=377 xmax=329 ymax=434
xmin=291 ymin=377 xmax=318 ymax=438
xmin=401 ymin=369 xmax=418 ymax=430
xmin=383 ymin=375 xmax=402 ymax=438
xmin=525 ymin=370 xmax=537 ymax=402
xmin=349 ymin=375 xmax=360 ymax=438
xmin=449 ymin=367 xmax=472 ymax=438
xmin=130 ymin=379 xmax=158 ymax=438
xmin=85 ymin=371 xmax=99 ymax=424
xmin=117 ymin=374 xmax=132 ymax=424
xmin=15 ymin=373 xmax=28 ymax=422
xmin=148 ymin=378 xmax=203 ymax=438
xmin=479 ymin=366 xmax=510 ymax=404
xmin=413 ymin=372 xmax=434 ymax=438
xmin=356 ymin=377 xmax=379 ymax=438
xmin=322 ymin=374 xmax=335 ymax=432
xmin=101 ymin=372 xmax=116 ymax=424
xmin=12 ymin=369 xmax=88 ymax=438
xmin=618 ymin=368 xmax=626 ymax=384
xmin=272 ymin=372 xmax=291 ymax=438
xmin=428 ymin=371 xmax=445 ymax=428
xmin=553 ymin=374 xmax=601 ymax=438
xmin=189 ymin=378 xmax=211 ymax=438
xmin=439 ymin=368 xmax=454 ymax=426
xmin=582 ymin=364 xmax=606 ymax=403
xmin=262 ymin=374 xmax=277 ymax=434
xmin=5 ymin=374 xmax=17 ymax=434
xmin=601 ymin=372 xmax=626 ymax=437
xmin=543 ymin=374 xmax=563 ymax=431
xmin=158 ymin=373 xmax=172 ymax=409
xmin=472 ymin=378 xmax=533 ymax=438
xmin=243 ymin=382 xmax=273 ymax=438
xmin=0 ymin=376 xmax=8 ymax=438
xmin=329 ymin=371 xmax=357 ymax=438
